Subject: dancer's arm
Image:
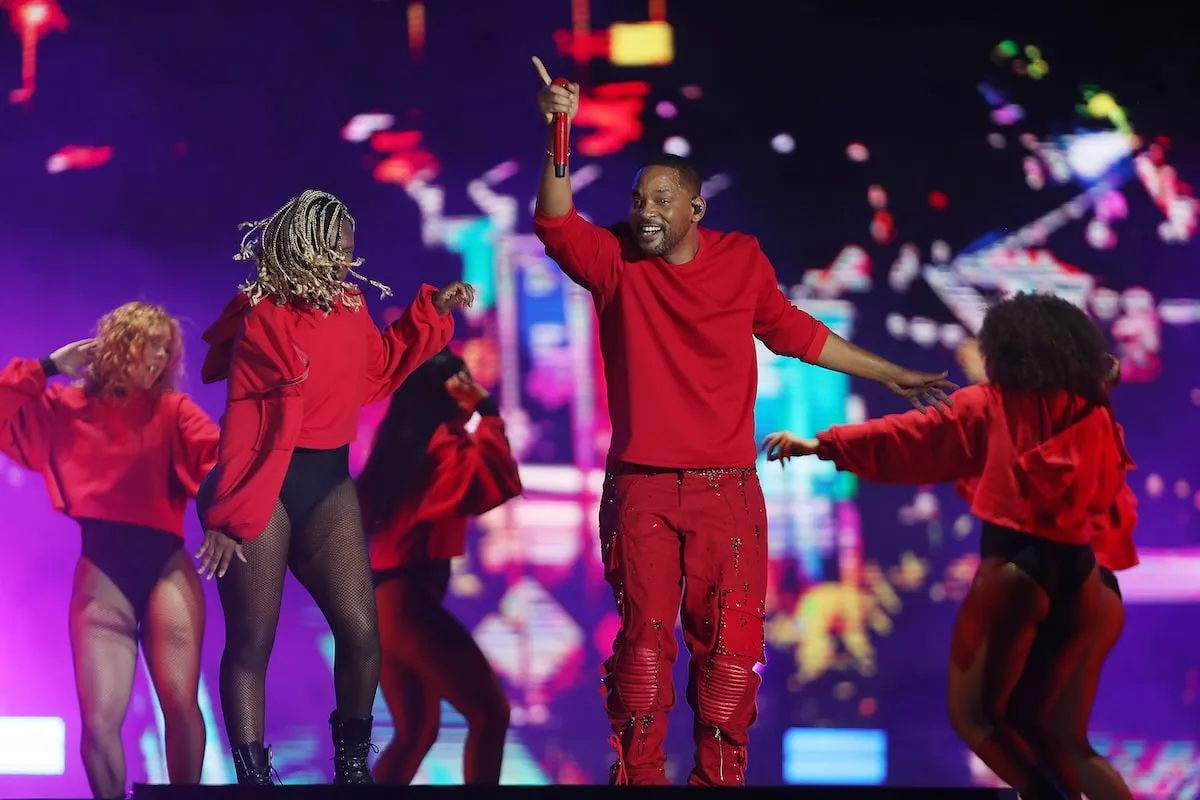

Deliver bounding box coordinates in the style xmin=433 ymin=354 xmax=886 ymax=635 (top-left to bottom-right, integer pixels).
xmin=531 ymin=59 xmax=625 ymax=297
xmin=415 ymin=402 xmax=522 ymax=523
xmin=171 ymin=395 xmax=220 ymax=498
xmin=201 ymin=304 xmax=306 ymax=542
xmin=362 ymin=284 xmax=462 ymax=405
xmin=0 ymin=341 xmax=90 ymax=470
xmin=763 ymin=384 xmax=991 ymax=484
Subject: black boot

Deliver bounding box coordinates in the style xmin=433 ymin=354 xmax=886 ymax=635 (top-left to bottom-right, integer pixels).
xmin=231 ymin=741 xmax=275 ymax=786
xmin=330 ymin=712 xmax=376 ymax=785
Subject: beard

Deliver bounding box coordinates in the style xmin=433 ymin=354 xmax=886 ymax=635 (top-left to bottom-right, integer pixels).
xmin=636 ymin=224 xmax=686 ymax=257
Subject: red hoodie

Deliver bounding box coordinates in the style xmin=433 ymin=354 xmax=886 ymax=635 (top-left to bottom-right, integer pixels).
xmin=817 ymin=383 xmax=1131 ymax=546
xmin=366 ymin=413 xmax=522 ymax=569
xmin=199 ymin=286 xmax=453 ymax=541
xmin=0 ymin=357 xmax=219 ymax=536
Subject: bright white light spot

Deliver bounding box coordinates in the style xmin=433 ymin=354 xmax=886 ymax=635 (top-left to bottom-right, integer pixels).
xmin=885 ymin=313 xmax=908 ymax=340
xmin=931 ymin=240 xmax=951 ymax=263
xmin=663 ymin=136 xmax=690 ymax=157
xmin=771 ymin=133 xmax=795 ymax=154
xmin=846 ymin=142 xmax=869 ymax=162
xmin=908 ymin=317 xmax=939 ymax=348
xmin=0 ymin=717 xmax=66 ymax=775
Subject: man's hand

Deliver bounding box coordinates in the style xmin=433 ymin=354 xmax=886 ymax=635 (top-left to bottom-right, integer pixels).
xmin=761 ymin=431 xmax=820 ymax=466
xmin=433 ymin=281 xmax=476 ymax=315
xmin=883 ymin=364 xmax=955 ymax=410
xmin=533 ymin=56 xmax=579 ymax=125
xmin=883 ymin=367 xmax=958 ymax=412
xmin=50 ymin=338 xmax=95 ymax=377
xmin=195 ymin=529 xmax=246 ymax=580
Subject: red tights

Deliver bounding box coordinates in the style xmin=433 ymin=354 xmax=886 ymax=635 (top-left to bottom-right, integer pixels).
xmin=372 ymin=561 xmax=510 ymax=785
xmin=600 ymin=467 xmax=768 ymax=787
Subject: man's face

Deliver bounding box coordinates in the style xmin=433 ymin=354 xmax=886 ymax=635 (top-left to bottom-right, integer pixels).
xmin=628 ymin=166 xmax=696 ymax=257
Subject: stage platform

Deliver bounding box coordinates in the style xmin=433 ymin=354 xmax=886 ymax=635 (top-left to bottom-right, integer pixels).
xmin=121 ymin=784 xmax=1018 ymax=800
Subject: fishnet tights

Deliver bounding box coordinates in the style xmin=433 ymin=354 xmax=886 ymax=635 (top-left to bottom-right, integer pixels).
xmin=216 ymin=478 xmax=381 ymax=746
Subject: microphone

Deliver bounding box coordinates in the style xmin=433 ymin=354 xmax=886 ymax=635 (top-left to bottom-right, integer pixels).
xmin=552 ymin=76 xmax=570 ymax=178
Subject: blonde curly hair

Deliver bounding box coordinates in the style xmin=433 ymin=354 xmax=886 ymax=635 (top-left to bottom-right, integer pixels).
xmin=235 ymin=189 xmax=392 ymax=312
xmin=84 ymin=302 xmax=183 ymax=396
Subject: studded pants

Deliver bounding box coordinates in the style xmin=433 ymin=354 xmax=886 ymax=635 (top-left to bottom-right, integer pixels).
xmin=599 ymin=465 xmax=768 ymax=786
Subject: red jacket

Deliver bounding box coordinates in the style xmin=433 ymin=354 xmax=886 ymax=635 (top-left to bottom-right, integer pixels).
xmin=0 ymin=357 xmax=219 ymax=536
xmin=200 ymin=286 xmax=453 ymax=540
xmin=366 ymin=414 xmax=522 ymax=569
xmin=817 ymin=383 xmax=1133 ymax=546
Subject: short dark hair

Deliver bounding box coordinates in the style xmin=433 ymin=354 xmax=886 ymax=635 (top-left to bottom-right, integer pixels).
xmin=979 ymin=292 xmax=1111 ymax=405
xmin=638 ymin=154 xmax=702 ymax=196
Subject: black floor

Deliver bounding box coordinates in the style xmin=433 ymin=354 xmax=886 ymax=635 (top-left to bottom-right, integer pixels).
xmin=124 ymin=784 xmax=1018 ymax=799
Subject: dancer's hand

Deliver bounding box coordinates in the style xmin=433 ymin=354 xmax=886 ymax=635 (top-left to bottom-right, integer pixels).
xmin=195 ymin=529 xmax=246 ymax=580
xmin=532 ymin=56 xmax=580 ymax=125
xmin=433 ymin=281 xmax=475 ymax=315
xmin=49 ymin=338 xmax=95 ymax=377
xmin=882 ymin=367 xmax=958 ymax=412
xmin=761 ymin=431 xmax=819 ymax=466
xmin=955 ymin=338 xmax=987 ymax=385
xmin=446 ymin=370 xmax=487 ymax=414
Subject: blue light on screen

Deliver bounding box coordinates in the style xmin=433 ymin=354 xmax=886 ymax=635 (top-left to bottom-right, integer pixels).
xmin=782 ymin=727 xmax=887 ymax=785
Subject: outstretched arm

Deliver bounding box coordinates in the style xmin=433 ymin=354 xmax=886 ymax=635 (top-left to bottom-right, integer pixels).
xmin=171 ymin=395 xmax=220 ymax=498
xmin=752 ymin=249 xmax=954 ymax=410
xmin=763 ymin=384 xmax=992 ymax=485
xmin=415 ymin=404 xmax=523 ymax=523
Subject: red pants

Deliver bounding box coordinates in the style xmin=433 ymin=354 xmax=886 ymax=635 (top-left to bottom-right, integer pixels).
xmin=599 ymin=466 xmax=768 ymax=786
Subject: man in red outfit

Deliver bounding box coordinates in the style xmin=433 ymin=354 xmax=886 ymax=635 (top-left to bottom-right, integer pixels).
xmin=530 ymin=58 xmax=955 ymax=786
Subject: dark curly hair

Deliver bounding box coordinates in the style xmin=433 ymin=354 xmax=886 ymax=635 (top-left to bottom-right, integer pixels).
xmin=978 ymin=292 xmax=1111 ymax=405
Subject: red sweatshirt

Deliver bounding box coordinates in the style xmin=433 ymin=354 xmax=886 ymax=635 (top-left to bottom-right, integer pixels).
xmin=0 ymin=357 xmax=219 ymax=536
xmin=367 ymin=412 xmax=522 ymax=569
xmin=817 ymin=383 xmax=1131 ymax=546
xmin=199 ymin=286 xmax=453 ymax=540
xmin=534 ymin=206 xmax=830 ymax=469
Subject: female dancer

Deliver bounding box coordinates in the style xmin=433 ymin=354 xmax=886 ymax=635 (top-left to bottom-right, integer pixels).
xmin=761 ymin=293 xmax=1130 ymax=800
xmin=196 ymin=190 xmax=474 ymax=785
xmin=359 ymin=349 xmax=522 ymax=785
xmin=0 ymin=302 xmax=218 ymax=800
xmin=958 ymin=339 xmax=1137 ymax=800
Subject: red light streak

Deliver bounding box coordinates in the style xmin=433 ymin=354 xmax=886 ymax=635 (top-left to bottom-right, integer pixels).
xmin=3 ymin=0 xmax=67 ymax=104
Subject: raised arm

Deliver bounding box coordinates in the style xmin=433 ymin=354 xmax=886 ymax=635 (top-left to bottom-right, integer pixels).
xmin=171 ymin=394 xmax=220 ymax=498
xmin=363 ymin=285 xmax=458 ymax=405
xmin=0 ymin=356 xmax=61 ymax=471
xmin=815 ymin=384 xmax=992 ymax=484
xmin=201 ymin=305 xmax=307 ymax=542
xmin=415 ymin=401 xmax=523 ymax=523
xmin=531 ymin=56 xmax=624 ymax=296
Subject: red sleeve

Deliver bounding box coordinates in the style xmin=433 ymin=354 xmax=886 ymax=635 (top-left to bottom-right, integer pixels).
xmin=752 ymin=242 xmax=831 ymax=362
xmin=1092 ymin=482 xmax=1139 ymax=572
xmin=816 ymin=384 xmax=991 ymax=484
xmin=171 ymin=394 xmax=220 ymax=498
xmin=0 ymin=357 xmax=56 ymax=472
xmin=201 ymin=304 xmax=308 ymax=540
xmin=363 ymin=286 xmax=455 ymax=405
xmin=533 ymin=206 xmax=625 ymax=297
xmin=413 ymin=418 xmax=523 ymax=524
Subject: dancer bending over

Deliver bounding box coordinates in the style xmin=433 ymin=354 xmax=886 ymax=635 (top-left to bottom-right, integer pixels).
xmin=0 ymin=302 xmax=217 ymax=799
xmin=359 ymin=349 xmax=522 ymax=785
xmin=197 ymin=190 xmax=473 ymax=785
xmin=763 ymin=293 xmax=1132 ymax=800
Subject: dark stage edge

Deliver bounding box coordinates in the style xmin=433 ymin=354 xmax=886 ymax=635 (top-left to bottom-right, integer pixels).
xmin=129 ymin=784 xmax=1018 ymax=799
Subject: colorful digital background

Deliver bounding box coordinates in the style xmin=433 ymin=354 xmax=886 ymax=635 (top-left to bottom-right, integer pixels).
xmin=0 ymin=1 xmax=1197 ymax=797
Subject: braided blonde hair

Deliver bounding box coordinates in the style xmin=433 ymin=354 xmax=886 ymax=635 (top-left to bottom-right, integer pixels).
xmin=235 ymin=190 xmax=392 ymax=312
